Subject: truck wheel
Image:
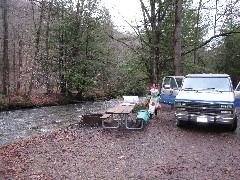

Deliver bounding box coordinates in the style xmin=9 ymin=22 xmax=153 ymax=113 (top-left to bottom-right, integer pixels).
xmin=176 ymin=119 xmax=183 ymax=127
xmin=228 ymin=116 xmax=237 ymax=132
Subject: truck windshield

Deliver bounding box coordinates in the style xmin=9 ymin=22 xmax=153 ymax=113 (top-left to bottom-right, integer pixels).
xmin=182 ymin=77 xmax=232 ymax=92
xmin=176 ymin=78 xmax=183 ymax=88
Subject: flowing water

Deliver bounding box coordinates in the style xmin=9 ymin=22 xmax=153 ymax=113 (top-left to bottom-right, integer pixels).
xmin=0 ymin=98 xmax=147 ymax=147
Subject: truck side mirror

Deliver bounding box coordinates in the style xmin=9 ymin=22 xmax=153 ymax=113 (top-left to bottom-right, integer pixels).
xmin=163 ymin=84 xmax=171 ymax=89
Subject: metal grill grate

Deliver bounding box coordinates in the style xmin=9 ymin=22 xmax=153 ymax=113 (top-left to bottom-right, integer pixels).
xmin=184 ymin=102 xmax=221 ymax=115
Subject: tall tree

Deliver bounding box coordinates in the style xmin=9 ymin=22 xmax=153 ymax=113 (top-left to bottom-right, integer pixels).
xmin=26 ymin=0 xmax=46 ymax=98
xmin=140 ymin=0 xmax=161 ymax=84
xmin=1 ymin=0 xmax=10 ymax=95
xmin=193 ymin=0 xmax=202 ymax=64
xmin=44 ymin=0 xmax=54 ymax=95
xmin=173 ymin=0 xmax=182 ymax=75
xmin=139 ymin=0 xmax=186 ymax=81
xmin=48 ymin=0 xmax=116 ymax=98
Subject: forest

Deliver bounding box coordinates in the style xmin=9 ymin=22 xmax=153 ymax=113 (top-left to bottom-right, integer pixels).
xmin=0 ymin=0 xmax=240 ymax=110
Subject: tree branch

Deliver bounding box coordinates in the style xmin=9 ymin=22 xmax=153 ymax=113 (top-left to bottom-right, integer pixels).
xmin=181 ymin=29 xmax=240 ymax=56
xmin=107 ymin=34 xmax=138 ymax=53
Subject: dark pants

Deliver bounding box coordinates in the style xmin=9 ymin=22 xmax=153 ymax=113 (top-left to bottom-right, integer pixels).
xmin=150 ymin=109 xmax=158 ymax=119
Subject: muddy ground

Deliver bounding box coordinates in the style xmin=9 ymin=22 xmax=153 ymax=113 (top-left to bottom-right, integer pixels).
xmin=1 ymin=108 xmax=240 ymax=179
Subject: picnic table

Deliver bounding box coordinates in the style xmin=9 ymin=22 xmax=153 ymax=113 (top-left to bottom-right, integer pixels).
xmin=101 ymin=103 xmax=143 ymax=130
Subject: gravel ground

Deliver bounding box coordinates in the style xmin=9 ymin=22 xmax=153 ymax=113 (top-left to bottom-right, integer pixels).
xmin=1 ymin=108 xmax=240 ymax=179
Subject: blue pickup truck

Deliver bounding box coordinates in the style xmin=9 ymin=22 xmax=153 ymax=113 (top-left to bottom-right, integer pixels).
xmin=174 ymin=74 xmax=238 ymax=131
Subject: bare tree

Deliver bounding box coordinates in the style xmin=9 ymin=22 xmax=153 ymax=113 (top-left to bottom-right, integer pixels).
xmin=214 ymin=0 xmax=218 ymax=35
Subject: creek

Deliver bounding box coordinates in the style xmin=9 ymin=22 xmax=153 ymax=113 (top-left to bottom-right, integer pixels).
xmin=0 ymin=98 xmax=146 ymax=147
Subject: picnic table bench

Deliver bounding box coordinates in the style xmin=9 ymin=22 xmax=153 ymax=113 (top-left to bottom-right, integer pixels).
xmin=101 ymin=103 xmax=143 ymax=129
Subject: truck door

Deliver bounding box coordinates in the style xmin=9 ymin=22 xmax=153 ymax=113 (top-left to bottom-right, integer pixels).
xmin=234 ymin=82 xmax=240 ymax=107
xmin=160 ymin=77 xmax=179 ymax=105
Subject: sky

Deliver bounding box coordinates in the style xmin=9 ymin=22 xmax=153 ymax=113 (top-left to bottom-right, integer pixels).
xmin=100 ymin=0 xmax=206 ymax=33
xmin=100 ymin=0 xmax=240 ymax=41
xmin=100 ymin=0 xmax=142 ymax=32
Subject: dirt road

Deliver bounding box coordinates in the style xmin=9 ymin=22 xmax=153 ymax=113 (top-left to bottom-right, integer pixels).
xmin=1 ymin=109 xmax=240 ymax=179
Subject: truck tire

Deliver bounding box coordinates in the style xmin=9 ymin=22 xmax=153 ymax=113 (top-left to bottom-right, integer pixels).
xmin=176 ymin=119 xmax=183 ymax=127
xmin=228 ymin=115 xmax=237 ymax=132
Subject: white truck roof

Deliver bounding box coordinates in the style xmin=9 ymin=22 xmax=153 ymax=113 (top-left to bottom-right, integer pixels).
xmin=186 ymin=74 xmax=230 ymax=78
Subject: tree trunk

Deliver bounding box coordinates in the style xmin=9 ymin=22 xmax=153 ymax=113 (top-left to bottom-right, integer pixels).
xmin=150 ymin=0 xmax=159 ymax=84
xmin=27 ymin=0 xmax=45 ymax=98
xmin=45 ymin=0 xmax=53 ymax=95
xmin=59 ymin=1 xmax=67 ymax=94
xmin=140 ymin=0 xmax=160 ymax=84
xmin=13 ymin=27 xmax=16 ymax=93
xmin=16 ymin=39 xmax=23 ymax=96
xmin=1 ymin=0 xmax=10 ymax=96
xmin=173 ymin=0 xmax=182 ymax=76
xmin=194 ymin=0 xmax=202 ymax=64
xmin=214 ymin=0 xmax=218 ymax=35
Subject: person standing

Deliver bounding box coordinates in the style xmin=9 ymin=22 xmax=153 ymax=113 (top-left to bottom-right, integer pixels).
xmin=148 ymin=84 xmax=161 ymax=119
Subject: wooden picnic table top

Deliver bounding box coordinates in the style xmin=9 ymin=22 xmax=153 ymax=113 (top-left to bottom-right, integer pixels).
xmin=102 ymin=103 xmax=143 ymax=130
xmin=105 ymin=103 xmax=135 ymax=114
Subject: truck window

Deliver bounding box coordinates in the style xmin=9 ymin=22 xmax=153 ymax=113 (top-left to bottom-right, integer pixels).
xmin=170 ymin=78 xmax=177 ymax=89
xmin=236 ymin=83 xmax=240 ymax=91
xmin=163 ymin=77 xmax=171 ymax=85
